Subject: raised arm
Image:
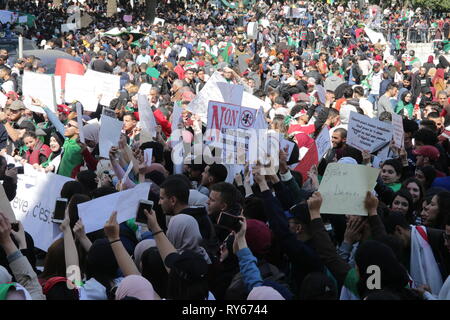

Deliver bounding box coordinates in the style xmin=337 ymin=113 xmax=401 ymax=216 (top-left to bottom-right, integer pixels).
xmin=60 ymin=209 xmax=81 ymax=286
xmin=0 ymin=212 xmax=45 ymax=300
xmin=144 ymin=208 xmax=176 ymax=273
xmin=104 ymin=211 xmax=140 ymax=276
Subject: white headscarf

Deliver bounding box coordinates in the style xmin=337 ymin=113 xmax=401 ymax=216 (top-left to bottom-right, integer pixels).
xmin=167 ymin=214 xmax=211 ymax=264
xmin=82 ymin=122 xmax=100 ymax=145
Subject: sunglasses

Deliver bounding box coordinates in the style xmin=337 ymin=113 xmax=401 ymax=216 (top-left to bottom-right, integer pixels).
xmin=66 ymin=123 xmax=78 ymax=128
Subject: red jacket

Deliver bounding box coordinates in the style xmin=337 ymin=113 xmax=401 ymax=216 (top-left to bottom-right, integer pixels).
xmin=174 ymin=64 xmax=185 ymax=80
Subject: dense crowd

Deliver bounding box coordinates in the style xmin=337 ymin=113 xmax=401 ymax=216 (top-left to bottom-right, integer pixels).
xmin=0 ymin=0 xmax=449 ymax=301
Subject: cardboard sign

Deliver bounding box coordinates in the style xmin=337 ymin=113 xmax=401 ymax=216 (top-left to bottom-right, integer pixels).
xmin=22 ymin=72 xmax=58 ymax=112
xmin=10 ymin=168 xmax=73 ymax=251
xmin=186 ymin=71 xmax=243 ymax=123
xmin=85 ymin=70 xmax=120 ymax=107
xmin=137 ymin=94 xmax=157 ymax=141
xmin=315 ymin=126 xmax=332 ymax=160
xmin=64 ymin=73 xmax=99 ymax=112
xmin=392 ymin=113 xmax=404 ymax=149
xmin=99 ymin=115 xmax=123 ymax=159
xmin=347 ymin=112 xmax=392 ymax=153
xmin=78 ymin=183 xmax=151 ymax=233
xmin=76 ymin=103 xmax=85 ymax=143
xmin=207 ymin=101 xmax=257 ymax=133
xmin=318 ymin=163 xmax=380 ymax=216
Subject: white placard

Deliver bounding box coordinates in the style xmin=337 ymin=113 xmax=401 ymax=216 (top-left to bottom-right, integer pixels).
xmin=392 ymin=113 xmax=404 ymax=149
xmin=61 ymin=23 xmax=77 ymax=33
xmin=76 ymin=103 xmax=85 ymax=143
xmin=315 ymin=126 xmax=332 ymax=160
xmin=22 ymin=72 xmax=57 ymax=112
xmin=171 ymin=104 xmax=183 ymax=133
xmin=99 ymin=114 xmax=123 ymax=158
xmin=10 ymin=169 xmax=74 ymax=251
xmin=144 ymin=148 xmax=153 ymax=166
xmin=318 ymin=163 xmax=380 ymax=216
xmin=65 ymin=73 xmax=99 ymax=112
xmin=85 ymin=69 xmax=120 ymax=107
xmin=137 ymin=94 xmax=157 ymax=141
xmin=347 ymin=111 xmax=393 ymax=153
xmin=186 ymin=71 xmax=244 ymax=123
xmin=78 ymin=182 xmax=151 ymax=233
xmin=153 ymin=18 xmax=165 ymax=26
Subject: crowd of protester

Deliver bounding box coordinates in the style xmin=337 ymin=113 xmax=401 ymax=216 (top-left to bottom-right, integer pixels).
xmin=0 ymin=0 xmax=449 ymax=300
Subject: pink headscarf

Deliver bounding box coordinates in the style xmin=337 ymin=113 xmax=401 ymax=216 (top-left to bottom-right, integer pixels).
xmin=115 ymin=275 xmax=160 ymax=300
xmin=247 ymin=286 xmax=285 ymax=300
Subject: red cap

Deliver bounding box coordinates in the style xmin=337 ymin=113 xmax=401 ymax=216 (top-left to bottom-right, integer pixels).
xmin=6 ymin=91 xmax=18 ymax=100
xmin=57 ymin=104 xmax=71 ymax=115
xmin=413 ymin=145 xmax=440 ymax=161
xmin=245 ymin=219 xmax=272 ymax=257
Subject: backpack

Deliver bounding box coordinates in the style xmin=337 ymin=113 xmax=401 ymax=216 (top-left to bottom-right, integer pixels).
xmin=224 ymin=261 xmax=287 ymax=300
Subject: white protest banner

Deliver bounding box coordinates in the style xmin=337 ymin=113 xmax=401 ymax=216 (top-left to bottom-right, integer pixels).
xmin=65 ymin=73 xmax=99 ymax=112
xmin=22 ymin=72 xmax=57 ymax=112
xmin=187 ymin=71 xmax=243 ymax=122
xmin=347 ymin=111 xmax=392 ymax=153
xmin=76 ymin=103 xmax=85 ymax=143
xmin=253 ymin=107 xmax=268 ymax=130
xmin=315 ymin=126 xmax=332 ymax=160
xmin=85 ymin=69 xmax=120 ymax=107
xmin=99 ymin=114 xmax=123 ymax=158
xmin=392 ymin=113 xmax=404 ymax=149
xmin=137 ymin=94 xmax=157 ymax=141
xmin=11 ymin=169 xmax=73 ymax=251
xmin=0 ymin=184 xmax=16 ymax=222
xmin=318 ymin=163 xmax=380 ymax=216
xmin=78 ymin=183 xmax=151 ymax=233
xmin=61 ymin=23 xmax=77 ymax=33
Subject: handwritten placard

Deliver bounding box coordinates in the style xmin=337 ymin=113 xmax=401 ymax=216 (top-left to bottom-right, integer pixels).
xmin=318 ymin=163 xmax=380 ymax=216
xmin=315 ymin=126 xmax=331 ymax=160
xmin=392 ymin=113 xmax=404 ymax=149
xmin=347 ymin=111 xmax=392 ymax=153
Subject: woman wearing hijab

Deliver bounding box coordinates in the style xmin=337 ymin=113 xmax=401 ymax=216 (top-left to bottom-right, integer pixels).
xmin=432 ymin=69 xmax=446 ymax=93
xmin=166 ymin=214 xmax=212 ymax=264
xmin=40 ymin=132 xmax=64 ymax=173
xmin=115 ymin=275 xmax=160 ymax=300
xmin=395 ymin=91 xmax=414 ymax=118
xmin=423 ymin=55 xmax=435 ymax=72
xmin=437 ymin=55 xmax=450 ymax=70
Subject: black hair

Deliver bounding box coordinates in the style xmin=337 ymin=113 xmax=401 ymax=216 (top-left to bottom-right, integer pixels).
xmin=243 ymin=195 xmax=267 ymax=223
xmin=76 ymin=170 xmax=97 ymax=193
xmin=160 ymin=176 xmax=190 ymax=205
xmin=140 ymin=141 xmax=164 ymax=164
xmin=141 ymin=247 xmax=168 ymax=299
xmin=123 ymin=111 xmax=137 ymax=121
xmin=434 ymin=191 xmax=450 ymax=229
xmin=382 ymin=159 xmax=403 ymax=178
xmin=343 ymin=87 xmax=354 ymax=99
xmin=390 ymin=188 xmax=414 ymax=225
xmin=416 ymin=166 xmax=437 ymax=190
xmin=413 ymin=128 xmax=438 ymax=145
xmin=384 ymin=212 xmax=410 ymax=234
xmin=341 ymin=145 xmax=363 ymax=164
xmin=210 ymin=182 xmax=242 ymax=211
xmin=207 ymin=164 xmax=228 ymax=184
xmin=403 ymin=118 xmax=419 ymax=134
xmin=60 ymin=181 xmax=87 ymax=201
